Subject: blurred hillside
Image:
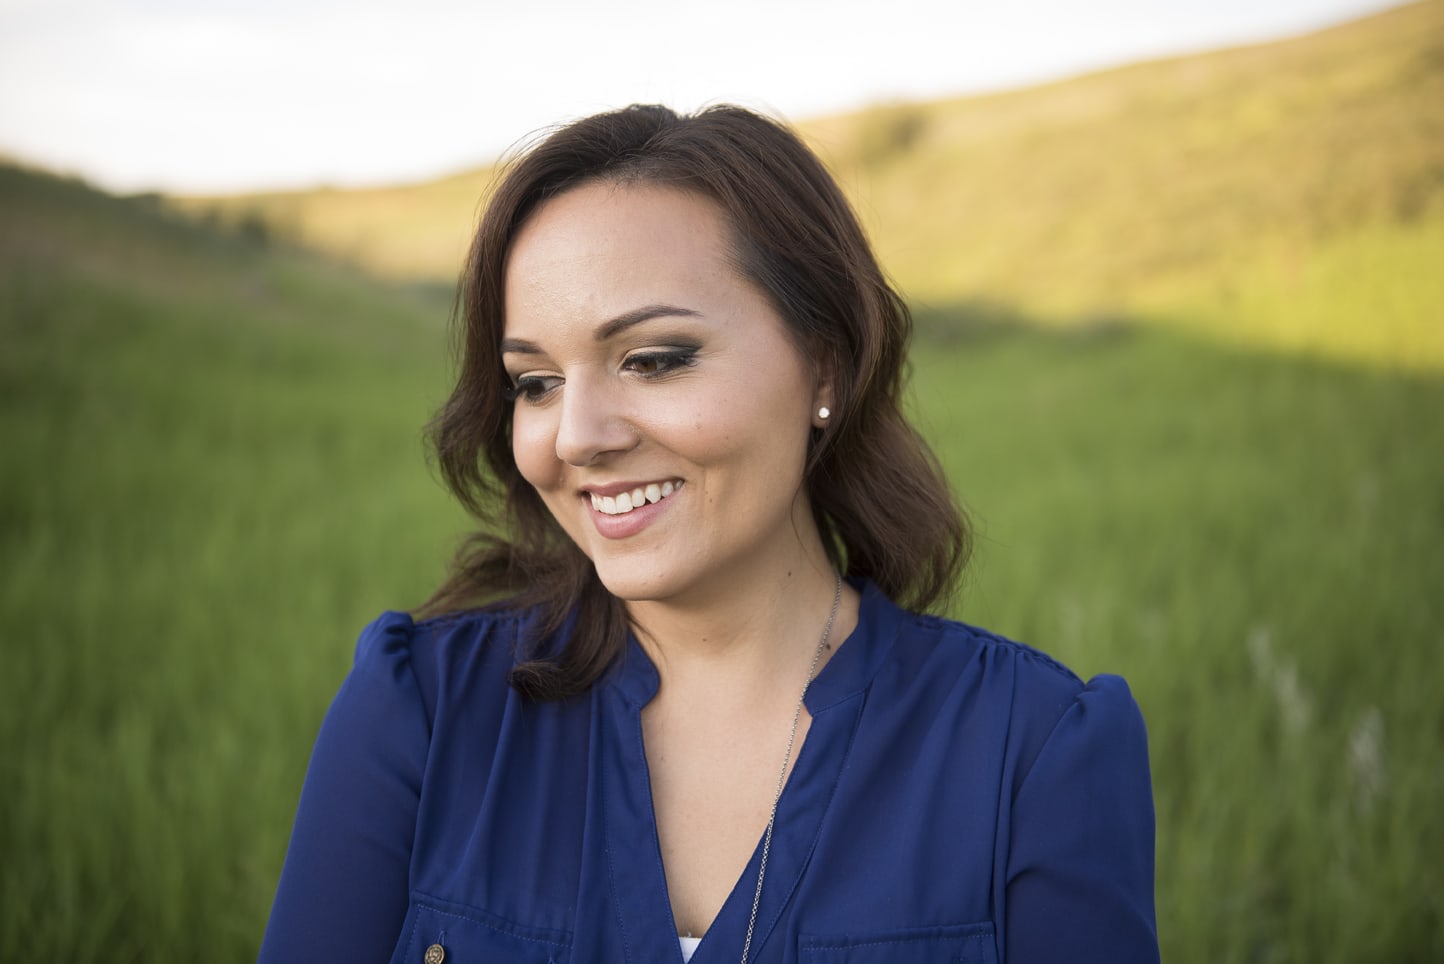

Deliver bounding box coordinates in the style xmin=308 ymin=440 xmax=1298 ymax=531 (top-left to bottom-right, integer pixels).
xmin=174 ymin=165 xmax=495 ymax=287
xmin=178 ymin=0 xmax=1444 ymax=369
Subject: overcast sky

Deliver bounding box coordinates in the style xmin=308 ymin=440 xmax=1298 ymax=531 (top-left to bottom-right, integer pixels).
xmin=0 ymin=0 xmax=1406 ymax=193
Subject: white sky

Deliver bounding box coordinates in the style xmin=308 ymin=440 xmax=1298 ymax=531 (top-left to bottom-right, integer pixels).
xmin=0 ymin=0 xmax=1406 ymax=194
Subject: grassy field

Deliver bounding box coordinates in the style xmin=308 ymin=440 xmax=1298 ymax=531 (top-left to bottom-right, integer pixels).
xmin=4 ymin=146 xmax=1442 ymax=962
xmin=0 ymin=165 xmax=467 ymax=961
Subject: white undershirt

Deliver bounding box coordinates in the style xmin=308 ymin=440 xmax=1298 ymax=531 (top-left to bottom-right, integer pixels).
xmin=679 ymin=935 xmax=702 ymax=962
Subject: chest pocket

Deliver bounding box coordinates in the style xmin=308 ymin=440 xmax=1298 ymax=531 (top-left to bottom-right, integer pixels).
xmin=799 ymin=922 xmax=996 ymax=964
xmin=391 ymin=899 xmax=572 ymax=964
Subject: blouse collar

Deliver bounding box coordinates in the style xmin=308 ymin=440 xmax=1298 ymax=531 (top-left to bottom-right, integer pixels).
xmin=602 ymin=579 xmax=905 ymax=714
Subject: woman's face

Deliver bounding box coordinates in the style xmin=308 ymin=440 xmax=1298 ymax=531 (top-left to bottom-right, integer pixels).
xmin=502 ymin=181 xmax=830 ymax=606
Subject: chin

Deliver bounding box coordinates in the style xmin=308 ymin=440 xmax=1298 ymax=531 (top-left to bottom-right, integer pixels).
xmin=589 ymin=555 xmax=692 ymax=604
xmin=593 ymin=570 xmax=675 ymax=603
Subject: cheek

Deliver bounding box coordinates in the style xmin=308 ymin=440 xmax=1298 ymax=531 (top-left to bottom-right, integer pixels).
xmin=675 ymin=397 xmax=809 ymax=481
xmin=510 ymin=409 xmax=559 ymax=489
xmin=693 ymin=361 xmax=813 ymax=469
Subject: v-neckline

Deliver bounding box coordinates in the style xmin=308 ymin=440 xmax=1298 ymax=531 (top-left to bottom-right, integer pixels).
xmin=595 ymin=581 xmax=900 ymax=962
xmin=601 ymin=681 xmax=855 ymax=963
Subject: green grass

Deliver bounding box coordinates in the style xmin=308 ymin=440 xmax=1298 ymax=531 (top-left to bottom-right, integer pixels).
xmin=3 ymin=162 xmax=1442 ymax=961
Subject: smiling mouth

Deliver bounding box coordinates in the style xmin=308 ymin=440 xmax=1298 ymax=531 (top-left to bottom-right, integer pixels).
xmin=589 ymin=480 xmax=683 ymax=516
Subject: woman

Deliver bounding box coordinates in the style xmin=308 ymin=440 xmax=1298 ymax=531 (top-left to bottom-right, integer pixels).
xmin=259 ymin=104 xmax=1158 ymax=964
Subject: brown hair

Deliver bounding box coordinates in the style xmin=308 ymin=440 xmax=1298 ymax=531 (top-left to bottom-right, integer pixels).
xmin=420 ymin=104 xmax=968 ymax=700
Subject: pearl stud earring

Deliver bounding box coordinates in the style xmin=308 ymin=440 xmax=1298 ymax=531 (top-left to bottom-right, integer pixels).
xmin=818 ymin=407 xmax=831 ymax=420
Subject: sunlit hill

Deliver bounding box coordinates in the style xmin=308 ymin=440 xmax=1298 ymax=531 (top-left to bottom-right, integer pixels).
xmin=180 ymin=0 xmax=1444 ymax=371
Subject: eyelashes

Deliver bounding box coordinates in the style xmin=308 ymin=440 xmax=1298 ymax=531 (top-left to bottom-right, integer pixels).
xmin=505 ymin=347 xmax=699 ymax=405
xmin=622 ymin=347 xmax=698 ymax=377
xmin=503 ymin=375 xmax=562 ymax=405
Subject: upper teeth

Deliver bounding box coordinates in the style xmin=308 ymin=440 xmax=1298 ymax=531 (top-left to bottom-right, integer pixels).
xmin=591 ymin=480 xmax=679 ymax=515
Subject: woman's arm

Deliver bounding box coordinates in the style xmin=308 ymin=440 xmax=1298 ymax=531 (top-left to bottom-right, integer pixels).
xmin=258 ymin=613 xmax=428 ymax=964
xmin=1004 ymin=674 xmax=1160 ymax=963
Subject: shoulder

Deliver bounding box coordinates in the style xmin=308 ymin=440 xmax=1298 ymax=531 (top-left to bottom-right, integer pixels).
xmin=900 ymin=610 xmax=1081 ymax=683
xmin=348 ymin=605 xmax=540 ymax=721
xmin=888 ymin=606 xmax=1088 ymax=709
xmin=883 ymin=604 xmax=1147 ymax=785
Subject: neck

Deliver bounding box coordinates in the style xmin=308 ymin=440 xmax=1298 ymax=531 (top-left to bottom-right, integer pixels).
xmin=627 ymin=557 xmax=845 ymax=701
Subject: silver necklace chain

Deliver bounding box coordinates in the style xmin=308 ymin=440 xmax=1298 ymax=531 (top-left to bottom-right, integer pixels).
xmin=739 ymin=571 xmax=843 ymax=964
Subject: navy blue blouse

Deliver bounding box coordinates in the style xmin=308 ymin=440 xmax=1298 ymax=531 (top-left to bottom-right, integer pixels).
xmin=259 ymin=582 xmax=1158 ymax=963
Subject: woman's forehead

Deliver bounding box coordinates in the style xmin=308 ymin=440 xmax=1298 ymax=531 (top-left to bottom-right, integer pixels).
xmin=511 ymin=181 xmax=728 ymax=266
xmin=503 ymin=183 xmax=750 ymax=335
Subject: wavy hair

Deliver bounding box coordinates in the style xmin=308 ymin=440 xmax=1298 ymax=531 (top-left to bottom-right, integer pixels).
xmin=420 ymin=104 xmax=969 ymax=700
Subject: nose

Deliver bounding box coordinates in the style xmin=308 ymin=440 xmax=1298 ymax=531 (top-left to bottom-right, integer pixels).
xmin=553 ymin=374 xmax=638 ymax=466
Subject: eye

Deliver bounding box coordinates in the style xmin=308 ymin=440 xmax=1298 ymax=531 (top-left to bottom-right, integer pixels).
xmin=623 ymin=347 xmax=698 ymax=378
xmin=504 ymin=374 xmax=562 ymax=405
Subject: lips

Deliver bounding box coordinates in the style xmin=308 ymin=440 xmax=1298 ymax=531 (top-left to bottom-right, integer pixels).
xmin=588 ymin=480 xmax=683 ymax=516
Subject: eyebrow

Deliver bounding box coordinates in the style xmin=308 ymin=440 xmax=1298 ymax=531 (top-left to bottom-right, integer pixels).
xmin=501 ymin=304 xmax=701 ymax=355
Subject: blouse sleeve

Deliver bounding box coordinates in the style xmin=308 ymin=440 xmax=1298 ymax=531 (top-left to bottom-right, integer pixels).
xmin=1003 ymin=674 xmax=1159 ymax=964
xmin=258 ymin=612 xmax=430 ymax=964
